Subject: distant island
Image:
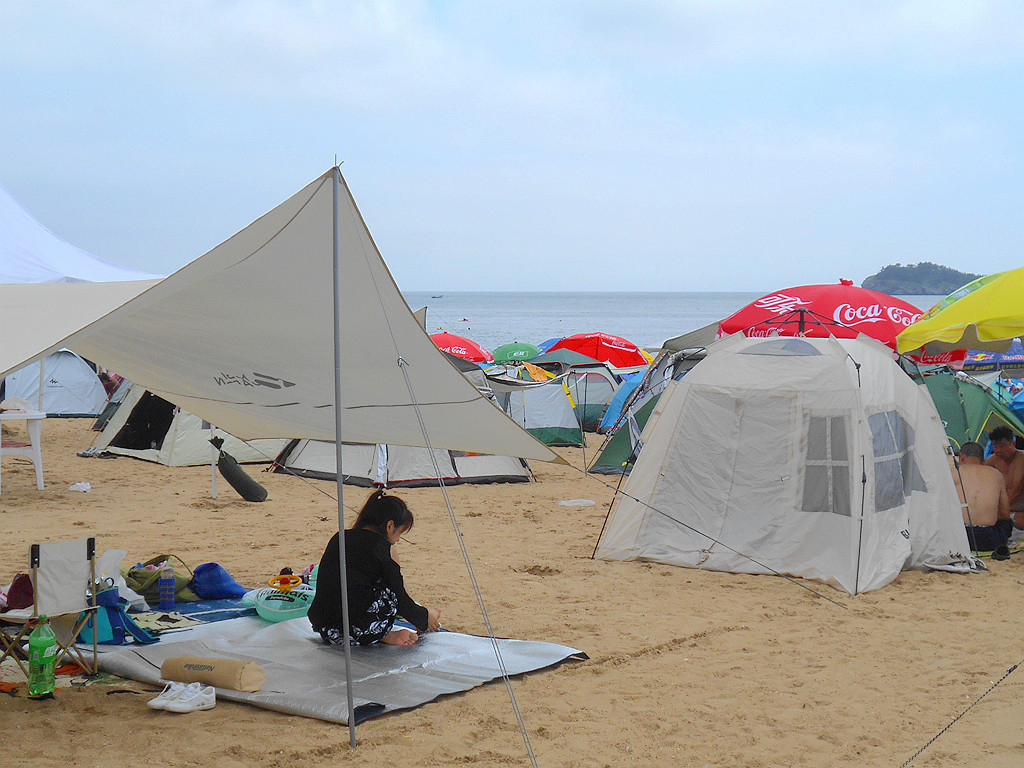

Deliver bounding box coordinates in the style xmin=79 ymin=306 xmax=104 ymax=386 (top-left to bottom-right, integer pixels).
xmin=862 ymin=262 xmax=980 ymax=295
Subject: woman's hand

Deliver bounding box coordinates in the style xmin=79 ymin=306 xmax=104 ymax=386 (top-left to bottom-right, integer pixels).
xmin=426 ymin=607 xmax=442 ymax=632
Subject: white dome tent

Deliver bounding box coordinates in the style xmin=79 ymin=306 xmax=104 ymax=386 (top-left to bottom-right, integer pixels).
xmin=90 ymin=383 xmax=286 ymax=466
xmin=595 ymin=333 xmax=972 ymax=594
xmin=3 ymin=349 xmax=108 ymax=417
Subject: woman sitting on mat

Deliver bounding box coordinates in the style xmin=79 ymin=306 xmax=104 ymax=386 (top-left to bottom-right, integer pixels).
xmin=308 ymin=489 xmax=442 ymax=647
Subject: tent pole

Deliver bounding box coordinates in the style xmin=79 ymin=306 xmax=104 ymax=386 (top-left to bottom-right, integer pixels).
xmin=37 ymin=356 xmax=45 ymax=412
xmin=854 ymin=455 xmax=866 ymax=596
xmin=332 ymin=166 xmax=358 ymax=747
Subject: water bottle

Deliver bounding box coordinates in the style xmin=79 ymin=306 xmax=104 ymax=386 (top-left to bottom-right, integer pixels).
xmin=158 ymin=559 xmax=175 ymax=611
xmin=28 ymin=616 xmax=57 ymax=699
xmin=309 ymin=564 xmax=319 ymax=591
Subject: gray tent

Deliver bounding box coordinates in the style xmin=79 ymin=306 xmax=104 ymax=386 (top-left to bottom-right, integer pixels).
xmin=274 ymin=439 xmax=531 ymax=487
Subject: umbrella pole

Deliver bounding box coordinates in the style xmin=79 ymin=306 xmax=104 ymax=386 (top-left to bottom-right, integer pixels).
xmin=332 ymin=166 xmax=357 ymax=747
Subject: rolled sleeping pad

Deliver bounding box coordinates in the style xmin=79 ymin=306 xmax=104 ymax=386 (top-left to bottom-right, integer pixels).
xmin=210 ymin=437 xmax=268 ymax=502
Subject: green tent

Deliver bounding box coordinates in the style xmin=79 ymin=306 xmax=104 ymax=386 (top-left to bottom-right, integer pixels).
xmin=588 ymin=395 xmax=660 ymax=475
xmin=921 ymin=370 xmax=1024 ymax=450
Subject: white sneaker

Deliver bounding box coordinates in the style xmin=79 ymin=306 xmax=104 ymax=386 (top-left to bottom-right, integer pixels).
xmin=146 ymin=681 xmax=193 ymax=710
xmin=164 ymin=683 xmax=216 ymax=713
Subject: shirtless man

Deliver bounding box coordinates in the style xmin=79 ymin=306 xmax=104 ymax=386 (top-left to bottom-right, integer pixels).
xmin=983 ymin=426 xmax=1024 ymax=529
xmin=955 ymin=441 xmax=1012 ymax=556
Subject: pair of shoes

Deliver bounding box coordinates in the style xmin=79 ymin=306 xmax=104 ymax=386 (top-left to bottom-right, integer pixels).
xmin=147 ymin=681 xmax=190 ymax=710
xmin=992 ymin=544 xmax=1011 ymax=561
xmin=164 ymin=684 xmax=216 ymax=713
xmin=146 ymin=681 xmax=216 ymax=712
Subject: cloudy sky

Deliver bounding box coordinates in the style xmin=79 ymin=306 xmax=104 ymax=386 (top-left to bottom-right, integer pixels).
xmin=2 ymin=1 xmax=1022 ymax=291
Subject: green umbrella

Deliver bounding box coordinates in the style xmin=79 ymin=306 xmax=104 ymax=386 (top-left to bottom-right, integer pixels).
xmin=492 ymin=341 xmax=541 ymax=363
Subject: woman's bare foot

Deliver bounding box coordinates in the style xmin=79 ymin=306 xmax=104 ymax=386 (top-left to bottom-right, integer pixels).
xmin=382 ymin=628 xmax=418 ymax=646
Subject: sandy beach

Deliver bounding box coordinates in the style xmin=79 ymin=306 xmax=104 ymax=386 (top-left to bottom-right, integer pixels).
xmin=2 ymin=416 xmax=1023 ymax=767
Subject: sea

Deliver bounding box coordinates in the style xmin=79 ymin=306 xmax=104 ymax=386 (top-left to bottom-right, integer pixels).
xmin=402 ymin=292 xmax=941 ymax=352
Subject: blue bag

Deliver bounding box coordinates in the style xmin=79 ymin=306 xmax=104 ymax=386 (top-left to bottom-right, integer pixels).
xmin=189 ymin=562 xmax=247 ymax=599
xmin=78 ymin=588 xmax=158 ymax=645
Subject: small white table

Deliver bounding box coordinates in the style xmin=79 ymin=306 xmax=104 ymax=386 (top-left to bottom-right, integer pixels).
xmin=0 ymin=410 xmax=46 ymax=493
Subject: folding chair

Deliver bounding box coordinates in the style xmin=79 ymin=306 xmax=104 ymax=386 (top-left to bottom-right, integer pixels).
xmin=0 ymin=536 xmax=99 ymax=678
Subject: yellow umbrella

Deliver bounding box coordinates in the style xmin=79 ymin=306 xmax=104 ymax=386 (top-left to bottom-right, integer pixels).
xmin=896 ymin=267 xmax=1024 ymax=354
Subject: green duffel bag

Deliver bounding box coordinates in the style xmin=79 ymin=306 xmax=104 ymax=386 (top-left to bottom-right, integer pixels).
xmin=122 ymin=554 xmax=202 ymax=604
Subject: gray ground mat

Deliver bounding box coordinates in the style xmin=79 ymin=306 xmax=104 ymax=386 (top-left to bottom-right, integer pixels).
xmin=96 ymin=615 xmax=584 ymax=724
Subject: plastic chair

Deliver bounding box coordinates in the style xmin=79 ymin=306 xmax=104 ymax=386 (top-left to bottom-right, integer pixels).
xmin=0 ymin=410 xmax=45 ymax=492
xmin=0 ymin=537 xmax=99 ymax=677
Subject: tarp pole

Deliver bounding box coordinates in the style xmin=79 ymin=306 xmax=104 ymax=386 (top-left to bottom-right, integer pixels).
xmin=332 ymin=165 xmax=357 ymax=747
xmin=210 ymin=424 xmax=217 ymax=499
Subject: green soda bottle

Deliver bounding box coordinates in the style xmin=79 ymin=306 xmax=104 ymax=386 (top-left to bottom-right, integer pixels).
xmin=28 ymin=616 xmax=57 ymax=699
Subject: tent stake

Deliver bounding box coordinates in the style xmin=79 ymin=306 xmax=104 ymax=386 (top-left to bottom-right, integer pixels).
xmin=332 ymin=165 xmax=357 ymax=747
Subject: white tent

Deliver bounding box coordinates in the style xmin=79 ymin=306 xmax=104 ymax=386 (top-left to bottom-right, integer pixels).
xmin=564 ymin=364 xmax=620 ymax=432
xmin=488 ymin=375 xmax=584 ymax=447
xmin=92 ymin=384 xmax=286 ymax=466
xmin=275 ymin=439 xmax=531 ymax=487
xmin=0 ymin=180 xmax=159 ymax=283
xmin=595 ymin=334 xmax=971 ymax=594
xmin=3 ymin=349 xmax=108 ymax=416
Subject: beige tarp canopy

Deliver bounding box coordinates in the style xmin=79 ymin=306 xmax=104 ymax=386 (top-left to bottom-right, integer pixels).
xmin=660 ymin=321 xmax=719 ymax=352
xmin=0 ymin=170 xmax=558 ymax=462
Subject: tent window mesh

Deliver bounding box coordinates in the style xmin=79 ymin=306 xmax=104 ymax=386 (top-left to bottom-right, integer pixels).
xmin=567 ymin=373 xmax=615 ymax=405
xmin=868 ymin=411 xmax=927 ymax=513
xmin=802 ymin=415 xmax=851 ymax=516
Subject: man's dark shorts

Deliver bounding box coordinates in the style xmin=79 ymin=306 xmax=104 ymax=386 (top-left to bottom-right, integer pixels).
xmin=965 ymin=519 xmax=1013 ymax=551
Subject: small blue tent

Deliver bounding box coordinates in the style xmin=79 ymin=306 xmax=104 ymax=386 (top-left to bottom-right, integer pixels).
xmin=598 ymin=371 xmax=645 ymax=434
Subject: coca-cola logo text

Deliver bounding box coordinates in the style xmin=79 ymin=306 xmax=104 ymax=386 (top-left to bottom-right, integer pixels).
xmin=753 ymin=294 xmax=812 ymax=315
xmin=832 ymin=303 xmax=921 ymax=328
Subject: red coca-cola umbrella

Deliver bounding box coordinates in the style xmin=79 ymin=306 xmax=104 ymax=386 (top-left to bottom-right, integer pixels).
xmin=430 ymin=332 xmax=492 ymax=363
xmin=718 ymin=280 xmax=962 ymax=364
xmin=548 ymin=332 xmax=649 ymax=367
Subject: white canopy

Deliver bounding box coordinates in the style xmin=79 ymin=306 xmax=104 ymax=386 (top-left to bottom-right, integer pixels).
xmin=0 ymin=180 xmax=160 ymax=283
xmin=0 ymin=170 xmax=558 ymax=462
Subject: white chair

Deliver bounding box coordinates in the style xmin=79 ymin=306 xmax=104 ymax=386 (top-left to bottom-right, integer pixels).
xmin=0 ymin=410 xmax=46 ymax=493
xmin=0 ymin=537 xmax=98 ymax=677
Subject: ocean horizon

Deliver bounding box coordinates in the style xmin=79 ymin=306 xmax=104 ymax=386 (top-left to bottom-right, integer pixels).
xmin=402 ymin=291 xmax=940 ymax=352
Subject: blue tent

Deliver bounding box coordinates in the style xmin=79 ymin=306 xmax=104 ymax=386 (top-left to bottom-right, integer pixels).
xmin=1011 ymin=388 xmax=1024 ymax=424
xmin=598 ymin=371 xmax=645 ymax=433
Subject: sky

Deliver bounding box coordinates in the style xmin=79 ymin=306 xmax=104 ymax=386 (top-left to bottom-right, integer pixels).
xmin=1 ymin=1 xmax=1022 ymax=292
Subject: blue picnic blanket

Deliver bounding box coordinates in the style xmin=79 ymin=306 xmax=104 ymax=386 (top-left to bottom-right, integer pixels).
xmin=168 ymin=596 xmax=256 ymax=622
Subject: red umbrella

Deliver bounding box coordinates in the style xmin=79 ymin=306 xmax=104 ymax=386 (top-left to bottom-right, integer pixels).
xmin=718 ymin=279 xmax=962 ymax=364
xmin=548 ymin=332 xmax=648 ymax=367
xmin=430 ymin=332 xmax=491 ymax=363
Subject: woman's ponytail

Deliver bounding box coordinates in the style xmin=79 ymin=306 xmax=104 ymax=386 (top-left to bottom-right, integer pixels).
xmin=351 ymin=489 xmax=414 ymax=534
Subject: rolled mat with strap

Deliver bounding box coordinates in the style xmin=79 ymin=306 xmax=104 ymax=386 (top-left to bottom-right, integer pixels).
xmin=160 ymin=655 xmax=266 ymax=692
